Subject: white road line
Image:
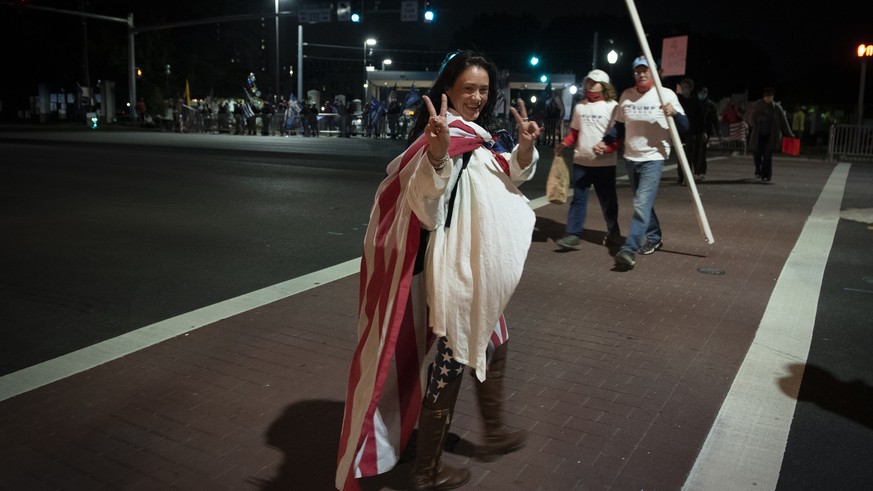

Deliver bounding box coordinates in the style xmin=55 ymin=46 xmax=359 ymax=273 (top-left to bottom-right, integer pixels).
xmin=683 ymin=162 xmax=850 ymax=490
xmin=0 ymin=259 xmax=361 ymax=402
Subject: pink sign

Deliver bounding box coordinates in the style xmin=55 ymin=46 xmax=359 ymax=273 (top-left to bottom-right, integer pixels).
xmin=661 ymin=35 xmax=688 ymax=77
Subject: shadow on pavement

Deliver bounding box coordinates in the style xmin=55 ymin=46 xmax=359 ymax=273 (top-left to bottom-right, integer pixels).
xmin=779 ymin=363 xmax=873 ymax=430
xmin=533 ymin=216 xmax=566 ymax=244
xmin=255 ymin=398 xmax=475 ymax=491
xmin=257 ymin=399 xmax=345 ymax=491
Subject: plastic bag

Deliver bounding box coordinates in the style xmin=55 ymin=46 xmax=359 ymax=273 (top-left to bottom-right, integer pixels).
xmin=781 ymin=136 xmax=800 ymax=156
xmin=546 ymin=154 xmax=570 ymax=204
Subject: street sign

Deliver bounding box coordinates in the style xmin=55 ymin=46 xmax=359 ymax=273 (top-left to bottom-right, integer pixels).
xmin=299 ymin=4 xmax=331 ymax=23
xmin=401 ymin=0 xmax=417 ymax=22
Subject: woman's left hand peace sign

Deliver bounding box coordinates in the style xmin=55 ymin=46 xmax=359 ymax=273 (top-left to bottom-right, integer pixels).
xmin=510 ymin=98 xmax=542 ymax=148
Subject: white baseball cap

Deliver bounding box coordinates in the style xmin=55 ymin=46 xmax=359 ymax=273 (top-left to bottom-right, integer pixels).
xmin=584 ymin=69 xmax=610 ymax=84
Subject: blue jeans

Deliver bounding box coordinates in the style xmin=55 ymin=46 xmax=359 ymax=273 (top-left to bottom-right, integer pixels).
xmin=565 ymin=165 xmax=620 ymax=237
xmin=621 ymin=159 xmax=663 ymax=255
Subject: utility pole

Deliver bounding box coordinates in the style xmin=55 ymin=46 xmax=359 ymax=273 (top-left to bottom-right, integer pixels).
xmin=80 ymin=0 xmax=90 ymax=90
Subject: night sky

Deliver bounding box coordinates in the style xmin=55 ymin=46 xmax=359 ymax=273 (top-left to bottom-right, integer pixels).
xmin=1 ymin=0 xmax=870 ymax=115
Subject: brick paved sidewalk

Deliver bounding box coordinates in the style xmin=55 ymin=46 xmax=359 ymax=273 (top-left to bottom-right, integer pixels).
xmin=0 ymin=155 xmax=835 ymax=490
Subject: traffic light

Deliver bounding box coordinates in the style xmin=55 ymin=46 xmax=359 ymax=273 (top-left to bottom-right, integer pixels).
xmin=424 ymin=1 xmax=434 ymax=23
xmin=136 ymin=67 xmax=143 ymax=78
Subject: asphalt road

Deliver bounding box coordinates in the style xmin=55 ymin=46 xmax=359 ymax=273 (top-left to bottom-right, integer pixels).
xmin=0 ymin=129 xmax=552 ymax=376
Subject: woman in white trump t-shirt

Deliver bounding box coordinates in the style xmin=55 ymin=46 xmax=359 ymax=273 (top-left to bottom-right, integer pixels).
xmin=556 ymin=69 xmax=622 ymax=250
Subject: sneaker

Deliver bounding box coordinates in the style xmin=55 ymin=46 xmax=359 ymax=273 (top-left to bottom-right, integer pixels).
xmin=755 ymin=173 xmax=761 ymax=180
xmin=640 ymin=240 xmax=663 ymax=255
xmin=762 ymin=177 xmax=771 ymax=182
xmin=696 ymin=174 xmax=706 ymax=182
xmin=556 ymin=235 xmax=581 ymax=249
xmin=615 ymin=250 xmax=635 ymax=269
xmin=602 ymin=230 xmax=623 ymax=247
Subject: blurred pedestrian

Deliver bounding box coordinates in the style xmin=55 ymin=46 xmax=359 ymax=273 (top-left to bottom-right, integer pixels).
xmin=791 ymin=104 xmax=806 ymax=142
xmin=555 ymin=69 xmax=622 ymax=250
xmin=308 ymin=103 xmax=319 ymax=137
xmin=694 ymin=86 xmax=721 ymax=181
xmin=598 ymin=56 xmax=688 ymax=270
xmin=744 ymin=87 xmax=794 ymax=182
xmin=336 ymin=50 xmax=541 ymax=491
xmin=387 ymin=93 xmax=402 ymax=139
xmin=335 ymin=98 xmax=348 ymax=137
xmin=261 ymin=101 xmax=272 ymax=136
xmin=135 ymin=97 xmax=146 ymax=125
xmin=299 ymin=102 xmax=310 ymax=136
xmin=675 ymin=78 xmax=703 ymax=185
xmin=233 ymin=100 xmax=244 ymax=135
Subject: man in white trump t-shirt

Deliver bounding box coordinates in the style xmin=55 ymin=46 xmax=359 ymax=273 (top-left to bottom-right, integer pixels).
xmin=595 ymin=56 xmax=688 ymax=270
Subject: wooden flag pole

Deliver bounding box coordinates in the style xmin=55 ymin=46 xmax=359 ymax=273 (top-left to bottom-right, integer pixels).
xmin=624 ymin=0 xmax=715 ymax=244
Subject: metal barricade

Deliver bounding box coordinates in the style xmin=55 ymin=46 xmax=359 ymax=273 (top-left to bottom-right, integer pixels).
xmin=708 ymin=122 xmax=747 ymax=155
xmin=317 ymin=113 xmax=340 ymax=136
xmin=828 ymin=124 xmax=873 ymax=162
xmin=178 ymin=105 xmax=203 ymax=133
xmin=216 ymin=113 xmax=232 ymax=133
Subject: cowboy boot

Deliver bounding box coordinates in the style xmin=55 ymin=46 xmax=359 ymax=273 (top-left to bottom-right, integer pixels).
xmin=474 ymin=342 xmax=527 ymax=462
xmin=410 ymin=370 xmax=470 ymax=490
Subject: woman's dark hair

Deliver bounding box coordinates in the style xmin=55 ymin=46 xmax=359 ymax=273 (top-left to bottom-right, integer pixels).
xmin=407 ymin=50 xmax=499 ymax=145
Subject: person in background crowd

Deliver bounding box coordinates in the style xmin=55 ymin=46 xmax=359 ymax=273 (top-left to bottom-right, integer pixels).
xmin=336 ymin=50 xmax=541 ymax=491
xmin=135 ymin=97 xmax=146 ymax=125
xmin=675 ymin=78 xmax=702 ymax=185
xmin=691 ymin=85 xmax=720 ymax=182
xmin=261 ymin=101 xmax=272 ymax=136
xmin=276 ymin=99 xmax=288 ymax=136
xmin=721 ymin=99 xmax=740 ymax=125
xmin=233 ymin=100 xmax=244 ymax=135
xmin=299 ymin=102 xmax=311 ymax=136
xmin=308 ymin=103 xmax=319 ymax=137
xmin=598 ymin=56 xmax=688 ymax=271
xmin=744 ymin=87 xmax=794 ymax=182
xmin=555 ymin=69 xmax=622 ymax=251
xmin=791 ymin=104 xmax=806 ymax=142
xmin=387 ymin=94 xmax=402 ymax=139
xmin=336 ymin=97 xmax=349 ymax=137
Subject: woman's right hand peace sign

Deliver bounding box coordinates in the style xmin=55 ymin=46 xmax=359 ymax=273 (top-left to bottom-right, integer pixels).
xmin=422 ymin=94 xmax=450 ymax=160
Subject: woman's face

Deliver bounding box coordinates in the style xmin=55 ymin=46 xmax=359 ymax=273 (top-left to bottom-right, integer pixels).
xmin=585 ymin=79 xmax=603 ymax=93
xmin=445 ymin=65 xmax=489 ymax=121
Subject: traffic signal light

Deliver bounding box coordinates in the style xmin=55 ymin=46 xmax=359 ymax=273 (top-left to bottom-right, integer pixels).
xmin=424 ymin=1 xmax=434 ymax=23
xmin=136 ymin=67 xmax=143 ymax=78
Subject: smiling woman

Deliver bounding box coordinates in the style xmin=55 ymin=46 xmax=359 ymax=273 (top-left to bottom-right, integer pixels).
xmin=335 ymin=50 xmax=543 ymax=491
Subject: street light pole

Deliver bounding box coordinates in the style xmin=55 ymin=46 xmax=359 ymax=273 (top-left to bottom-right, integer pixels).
xmin=297 ymin=24 xmax=303 ymax=102
xmin=363 ymin=38 xmax=376 ymax=101
xmin=274 ymin=0 xmax=280 ymax=98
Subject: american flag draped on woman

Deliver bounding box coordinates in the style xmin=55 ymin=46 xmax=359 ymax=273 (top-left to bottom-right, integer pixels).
xmin=336 ymin=50 xmax=543 ymax=491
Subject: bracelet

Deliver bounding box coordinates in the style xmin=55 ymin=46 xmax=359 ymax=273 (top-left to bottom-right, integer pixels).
xmin=427 ymin=152 xmax=451 ymax=171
